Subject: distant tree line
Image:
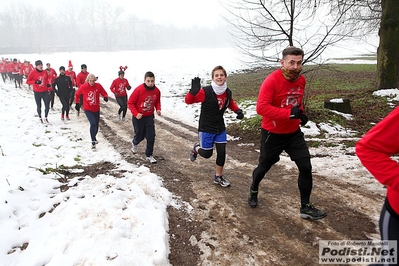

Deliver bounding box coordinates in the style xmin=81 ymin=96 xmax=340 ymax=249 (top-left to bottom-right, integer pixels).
xmin=0 ymin=0 xmax=229 ymax=54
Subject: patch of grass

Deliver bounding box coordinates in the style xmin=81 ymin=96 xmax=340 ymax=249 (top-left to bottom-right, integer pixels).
xmin=227 ymin=63 xmax=399 ymax=144
xmin=74 ymin=155 xmax=81 ymax=162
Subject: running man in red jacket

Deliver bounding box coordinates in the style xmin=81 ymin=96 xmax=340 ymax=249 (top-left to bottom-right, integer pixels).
xmin=128 ymin=71 xmax=161 ymax=164
xmin=248 ymin=46 xmax=326 ymax=220
xmin=26 ymin=60 xmax=51 ymax=123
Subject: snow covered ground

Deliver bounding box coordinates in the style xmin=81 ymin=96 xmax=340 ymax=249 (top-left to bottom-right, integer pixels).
xmin=0 ymin=47 xmax=395 ymax=265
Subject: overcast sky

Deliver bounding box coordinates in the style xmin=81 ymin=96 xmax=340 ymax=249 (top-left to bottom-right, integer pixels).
xmin=3 ymin=0 xmax=228 ymax=29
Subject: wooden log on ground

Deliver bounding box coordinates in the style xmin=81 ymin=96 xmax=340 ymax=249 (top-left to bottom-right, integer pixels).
xmin=324 ymin=98 xmax=352 ymax=114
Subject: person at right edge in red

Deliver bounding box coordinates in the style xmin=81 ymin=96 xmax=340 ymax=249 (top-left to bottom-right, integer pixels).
xmin=247 ymin=46 xmax=327 ymax=221
xmin=356 ymin=108 xmax=399 ymax=266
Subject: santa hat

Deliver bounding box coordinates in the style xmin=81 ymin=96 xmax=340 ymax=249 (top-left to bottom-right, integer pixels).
xmin=68 ymin=60 xmax=73 ymax=68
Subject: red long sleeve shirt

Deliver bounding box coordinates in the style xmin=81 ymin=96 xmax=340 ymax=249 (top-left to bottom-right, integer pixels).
xmin=128 ymin=84 xmax=161 ymax=117
xmin=65 ymin=70 xmax=77 ymax=87
xmin=257 ymin=69 xmax=305 ymax=134
xmin=356 ymin=107 xmax=399 ymax=215
xmin=75 ymin=82 xmax=108 ymax=112
xmin=110 ymin=77 xmax=131 ymax=97
xmin=26 ymin=69 xmax=50 ymax=92
xmin=76 ymin=71 xmax=89 ymax=88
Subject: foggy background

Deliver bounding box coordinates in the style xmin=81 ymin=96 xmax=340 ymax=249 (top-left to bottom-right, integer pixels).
xmin=0 ymin=0 xmax=231 ymax=54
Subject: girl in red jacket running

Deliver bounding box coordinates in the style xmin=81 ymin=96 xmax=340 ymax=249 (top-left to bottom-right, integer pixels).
xmin=75 ymin=73 xmax=108 ymax=149
xmin=110 ymin=67 xmax=131 ymax=121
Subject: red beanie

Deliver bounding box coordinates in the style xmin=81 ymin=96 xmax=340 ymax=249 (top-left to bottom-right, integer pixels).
xmin=68 ymin=60 xmax=73 ymax=68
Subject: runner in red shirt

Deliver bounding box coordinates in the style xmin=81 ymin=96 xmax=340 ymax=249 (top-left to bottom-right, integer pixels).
xmin=65 ymin=60 xmax=77 ymax=107
xmin=26 ymin=60 xmax=51 ymax=123
xmin=128 ymin=71 xmax=161 ymax=164
xmin=75 ymin=73 xmax=108 ymax=149
xmin=110 ymin=67 xmax=131 ymax=121
xmin=356 ymin=107 xmax=399 ymax=248
xmin=248 ymin=46 xmax=326 ymax=221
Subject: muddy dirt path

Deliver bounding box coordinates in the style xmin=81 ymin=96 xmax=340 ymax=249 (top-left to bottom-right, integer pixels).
xmin=98 ymin=99 xmax=385 ymax=266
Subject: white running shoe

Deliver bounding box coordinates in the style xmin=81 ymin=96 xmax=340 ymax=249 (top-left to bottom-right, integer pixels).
xmin=146 ymin=156 xmax=157 ymax=164
xmin=131 ymin=143 xmax=137 ymax=154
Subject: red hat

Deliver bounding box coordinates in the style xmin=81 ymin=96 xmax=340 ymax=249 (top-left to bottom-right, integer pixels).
xmin=68 ymin=60 xmax=73 ymax=68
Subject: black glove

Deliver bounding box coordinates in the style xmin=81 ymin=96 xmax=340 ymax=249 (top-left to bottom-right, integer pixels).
xmin=300 ymin=114 xmax=308 ymax=126
xmin=235 ymin=109 xmax=244 ymax=119
xmin=127 ymin=86 xmax=131 ymax=90
xmin=189 ymin=77 xmax=201 ymax=95
xmin=290 ymin=106 xmax=302 ymax=119
xmin=35 ymin=80 xmax=42 ymax=84
xmin=75 ymin=103 xmax=81 ymax=111
xmin=104 ymin=97 xmax=108 ymax=102
xmin=47 ymin=84 xmax=51 ymax=88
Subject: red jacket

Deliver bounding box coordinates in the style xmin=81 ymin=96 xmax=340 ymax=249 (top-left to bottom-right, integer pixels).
xmin=10 ymin=62 xmax=20 ymax=75
xmin=128 ymin=84 xmax=161 ymax=117
xmin=356 ymin=107 xmax=399 ymax=215
xmin=75 ymin=82 xmax=108 ymax=112
xmin=47 ymin=68 xmax=57 ymax=83
xmin=65 ymin=70 xmax=77 ymax=87
xmin=21 ymin=63 xmax=34 ymax=76
xmin=256 ymin=69 xmax=305 ymax=134
xmin=0 ymin=62 xmax=6 ymax=73
xmin=76 ymin=71 xmax=89 ymax=88
xmin=110 ymin=77 xmax=131 ymax=97
xmin=26 ymin=69 xmax=50 ymax=92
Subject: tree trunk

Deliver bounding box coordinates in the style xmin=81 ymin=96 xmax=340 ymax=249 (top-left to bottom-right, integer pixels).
xmin=377 ymin=0 xmax=399 ymax=89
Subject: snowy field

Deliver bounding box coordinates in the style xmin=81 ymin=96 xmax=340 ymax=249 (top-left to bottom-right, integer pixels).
xmin=0 ymin=47 xmax=395 ymax=265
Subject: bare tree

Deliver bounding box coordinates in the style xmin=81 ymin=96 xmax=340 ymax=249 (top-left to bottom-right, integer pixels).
xmin=224 ymin=0 xmax=377 ymax=65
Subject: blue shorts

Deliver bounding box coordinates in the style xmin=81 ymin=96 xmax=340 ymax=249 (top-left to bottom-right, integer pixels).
xmin=198 ymin=131 xmax=227 ymax=150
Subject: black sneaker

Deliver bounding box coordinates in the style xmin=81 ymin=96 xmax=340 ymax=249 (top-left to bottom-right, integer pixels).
xmin=91 ymin=141 xmax=96 ymax=149
xmin=248 ymin=190 xmax=258 ymax=208
xmin=300 ymin=203 xmax=327 ymax=220
xmin=189 ymin=142 xmax=200 ymax=162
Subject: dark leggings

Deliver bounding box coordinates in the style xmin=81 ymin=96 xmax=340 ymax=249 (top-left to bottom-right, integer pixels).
xmin=1 ymin=72 xmax=6 ymax=82
xmin=68 ymin=88 xmax=75 ymax=107
xmin=49 ymin=91 xmax=55 ymax=108
xmin=116 ymin=96 xmax=128 ymax=118
xmin=84 ymin=110 xmax=100 ymax=142
xmin=34 ymin=91 xmax=50 ymax=118
xmin=59 ymin=95 xmax=70 ymax=116
xmin=251 ymin=128 xmax=312 ymax=206
xmin=198 ymin=142 xmax=226 ymax=166
xmin=13 ymin=74 xmax=22 ymax=87
xmin=368 ymin=199 xmax=399 ymax=266
xmin=380 ymin=199 xmax=399 ymax=243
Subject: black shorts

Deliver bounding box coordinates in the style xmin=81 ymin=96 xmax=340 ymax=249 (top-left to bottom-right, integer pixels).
xmin=258 ymin=128 xmax=310 ymax=164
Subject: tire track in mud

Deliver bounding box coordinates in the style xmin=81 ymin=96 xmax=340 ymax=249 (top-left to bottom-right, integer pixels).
xmin=98 ymin=101 xmax=385 ymax=266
